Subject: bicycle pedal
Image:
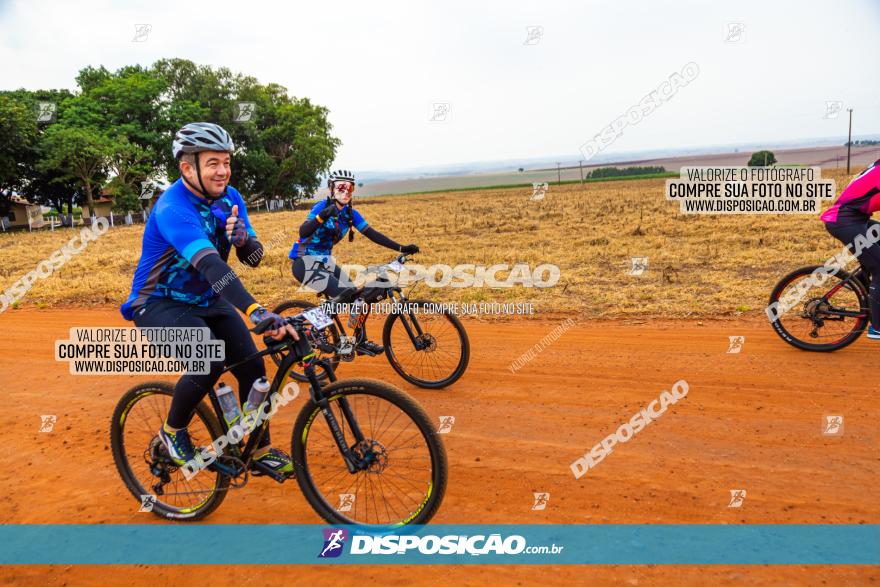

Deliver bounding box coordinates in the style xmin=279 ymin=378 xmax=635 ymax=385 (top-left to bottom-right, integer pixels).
xmin=250 ymin=460 xmax=293 ymax=482
xmin=355 ymin=344 xmax=385 ymax=357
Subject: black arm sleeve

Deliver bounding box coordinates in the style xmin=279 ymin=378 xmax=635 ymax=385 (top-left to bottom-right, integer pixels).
xmin=361 ymin=226 xmax=402 ymax=251
xmin=193 ymin=252 xmax=258 ymax=314
xmin=235 ymin=238 xmax=264 ymax=268
xmin=299 ymin=218 xmax=322 ymax=239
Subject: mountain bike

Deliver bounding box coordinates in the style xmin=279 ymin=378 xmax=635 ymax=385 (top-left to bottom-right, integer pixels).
xmin=767 ymin=262 xmax=869 ymax=351
xmin=110 ymin=311 xmax=448 ymax=525
xmin=272 ymin=253 xmax=470 ymax=389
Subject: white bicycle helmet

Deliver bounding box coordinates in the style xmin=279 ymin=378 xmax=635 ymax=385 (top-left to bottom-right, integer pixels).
xmin=172 ymin=122 xmax=234 ymax=159
xmin=327 ymin=169 xmax=355 ymax=188
xmin=173 ymin=122 xmax=234 ymax=199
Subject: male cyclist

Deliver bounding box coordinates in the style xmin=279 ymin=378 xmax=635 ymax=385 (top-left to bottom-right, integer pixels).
xmin=289 ymin=169 xmax=419 ymax=354
xmin=821 ymin=158 xmax=880 ymax=338
xmin=121 ymin=122 xmax=297 ymax=476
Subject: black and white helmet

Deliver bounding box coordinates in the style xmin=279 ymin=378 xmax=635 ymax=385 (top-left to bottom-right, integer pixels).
xmin=327 ymin=169 xmax=355 ymax=187
xmin=172 ymin=122 xmax=234 ymax=159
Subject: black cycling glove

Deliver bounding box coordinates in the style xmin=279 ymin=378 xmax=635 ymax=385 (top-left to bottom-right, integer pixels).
xmin=318 ymin=204 xmax=338 ymax=221
xmin=248 ymin=307 xmax=285 ymax=330
xmin=299 ymin=204 xmax=340 ymax=238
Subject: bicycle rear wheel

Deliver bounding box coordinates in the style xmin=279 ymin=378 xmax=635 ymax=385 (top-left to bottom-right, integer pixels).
xmin=382 ymin=299 xmax=470 ymax=389
xmin=768 ymin=265 xmax=868 ymax=352
xmin=292 ymin=378 xmax=447 ymax=527
xmin=110 ymin=382 xmax=229 ymax=521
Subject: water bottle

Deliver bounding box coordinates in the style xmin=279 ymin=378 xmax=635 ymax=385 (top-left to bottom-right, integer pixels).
xmin=348 ymin=298 xmax=365 ymax=327
xmin=244 ymin=376 xmax=271 ymax=415
xmin=215 ymin=382 xmax=242 ymax=427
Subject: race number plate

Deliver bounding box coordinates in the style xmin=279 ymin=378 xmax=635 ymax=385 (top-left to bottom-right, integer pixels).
xmin=387 ymin=260 xmax=404 ymax=273
xmin=302 ymin=307 xmax=333 ymax=329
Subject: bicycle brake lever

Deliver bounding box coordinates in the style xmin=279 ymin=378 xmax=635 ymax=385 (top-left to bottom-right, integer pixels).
xmin=250 ymin=316 xmax=276 ymax=335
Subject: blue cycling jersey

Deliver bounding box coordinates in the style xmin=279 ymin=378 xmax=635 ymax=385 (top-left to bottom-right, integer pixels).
xmin=120 ymin=179 xmax=256 ymax=320
xmin=289 ymin=199 xmax=369 ymax=258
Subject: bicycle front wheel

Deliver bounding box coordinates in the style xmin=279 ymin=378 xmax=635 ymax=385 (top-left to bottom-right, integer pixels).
xmin=382 ymin=299 xmax=470 ymax=388
xmin=291 ymin=378 xmax=447 ymax=527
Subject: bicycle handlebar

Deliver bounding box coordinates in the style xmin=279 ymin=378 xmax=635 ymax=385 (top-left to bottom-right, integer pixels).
xmin=250 ymin=314 xmax=304 ymax=336
xmin=251 ymin=314 xmax=317 ymax=361
xmin=364 ymin=252 xmax=415 ymax=275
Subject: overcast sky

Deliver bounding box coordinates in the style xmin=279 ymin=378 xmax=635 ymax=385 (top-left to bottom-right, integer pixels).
xmin=2 ymin=0 xmax=878 ymax=171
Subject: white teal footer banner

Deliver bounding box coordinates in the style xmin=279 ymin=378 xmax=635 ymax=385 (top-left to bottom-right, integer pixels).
xmin=1 ymin=525 xmax=877 ymax=564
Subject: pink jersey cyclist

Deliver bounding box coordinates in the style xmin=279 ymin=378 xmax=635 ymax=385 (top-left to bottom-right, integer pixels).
xmin=820 ymin=160 xmax=880 ymax=224
xmin=822 ymin=159 xmax=880 ymax=338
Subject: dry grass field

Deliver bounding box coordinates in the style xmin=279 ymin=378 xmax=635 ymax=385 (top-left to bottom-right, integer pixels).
xmin=0 ymin=169 xmax=857 ymax=318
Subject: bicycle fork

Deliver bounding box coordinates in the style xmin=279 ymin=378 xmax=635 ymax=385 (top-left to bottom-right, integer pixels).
xmin=304 ymin=358 xmax=369 ymax=474
xmin=398 ymin=309 xmax=429 ymax=351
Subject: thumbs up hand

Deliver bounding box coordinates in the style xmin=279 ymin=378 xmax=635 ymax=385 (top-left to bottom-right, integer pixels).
xmin=226 ymin=204 xmax=248 ymax=247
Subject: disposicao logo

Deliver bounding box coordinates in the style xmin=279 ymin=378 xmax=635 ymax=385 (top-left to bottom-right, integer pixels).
xmin=318 ymin=528 xmax=349 ymax=558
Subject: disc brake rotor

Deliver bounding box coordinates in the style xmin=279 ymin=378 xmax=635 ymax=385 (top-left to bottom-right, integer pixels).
xmin=352 ymin=439 xmax=389 ymax=473
xmin=415 ymin=333 xmax=437 ymax=351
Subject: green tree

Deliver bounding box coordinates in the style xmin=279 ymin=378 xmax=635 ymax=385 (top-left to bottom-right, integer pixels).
xmin=66 ymin=68 xmax=169 ymax=170
xmin=22 ymin=167 xmax=81 ymax=225
xmin=38 ymin=125 xmax=113 ymax=215
xmin=107 ymin=137 xmax=153 ymax=213
xmin=74 ymin=65 xmax=112 ymax=93
xmin=0 ymin=95 xmax=39 ymax=195
xmin=152 ymin=60 xmax=340 ymax=203
xmin=748 ymin=150 xmax=777 ymax=166
xmin=0 ymin=89 xmax=76 ymax=217
xmin=254 ymin=98 xmax=340 ymax=201
xmin=2 ymin=59 xmax=341 ymax=214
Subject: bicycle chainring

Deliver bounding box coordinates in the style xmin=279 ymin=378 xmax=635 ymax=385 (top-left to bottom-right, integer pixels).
xmin=337 ymin=335 xmax=356 ymax=362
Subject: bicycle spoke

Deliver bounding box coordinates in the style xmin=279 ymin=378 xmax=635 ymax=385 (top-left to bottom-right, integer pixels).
xmin=773 ymin=270 xmax=866 ymax=348
xmin=301 ymin=390 xmax=435 ymax=526
xmin=388 ymin=307 xmax=463 ymax=384
xmin=120 ymin=391 xmax=218 ymax=514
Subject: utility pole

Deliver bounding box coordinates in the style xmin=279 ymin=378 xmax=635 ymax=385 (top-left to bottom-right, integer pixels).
xmin=579 ymin=160 xmax=584 ymax=184
xmin=556 ymin=162 xmax=561 ymax=185
xmin=846 ymin=108 xmax=853 ymax=173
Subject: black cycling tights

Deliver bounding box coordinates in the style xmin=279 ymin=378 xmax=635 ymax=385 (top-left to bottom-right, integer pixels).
xmin=291 ymin=256 xmax=350 ymax=298
xmin=291 ymin=256 xmax=381 ymax=341
xmin=133 ymin=298 xmax=270 ymax=446
xmin=826 ymin=219 xmax=880 ymax=330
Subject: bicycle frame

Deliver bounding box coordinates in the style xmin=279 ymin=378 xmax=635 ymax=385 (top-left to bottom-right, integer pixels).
xmin=818 ymin=266 xmax=870 ymax=320
xmin=200 ymin=331 xmax=371 ymax=480
xmin=325 ymin=286 xmax=430 ymax=352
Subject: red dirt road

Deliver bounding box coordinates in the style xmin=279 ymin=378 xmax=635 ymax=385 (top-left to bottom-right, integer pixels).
xmin=1 ymin=307 xmax=877 ymax=585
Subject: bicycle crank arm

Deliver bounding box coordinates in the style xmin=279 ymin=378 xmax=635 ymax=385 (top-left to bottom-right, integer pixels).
xmin=207 ymin=459 xmax=240 ymax=477
xmin=354 ymin=346 xmax=382 ymax=357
